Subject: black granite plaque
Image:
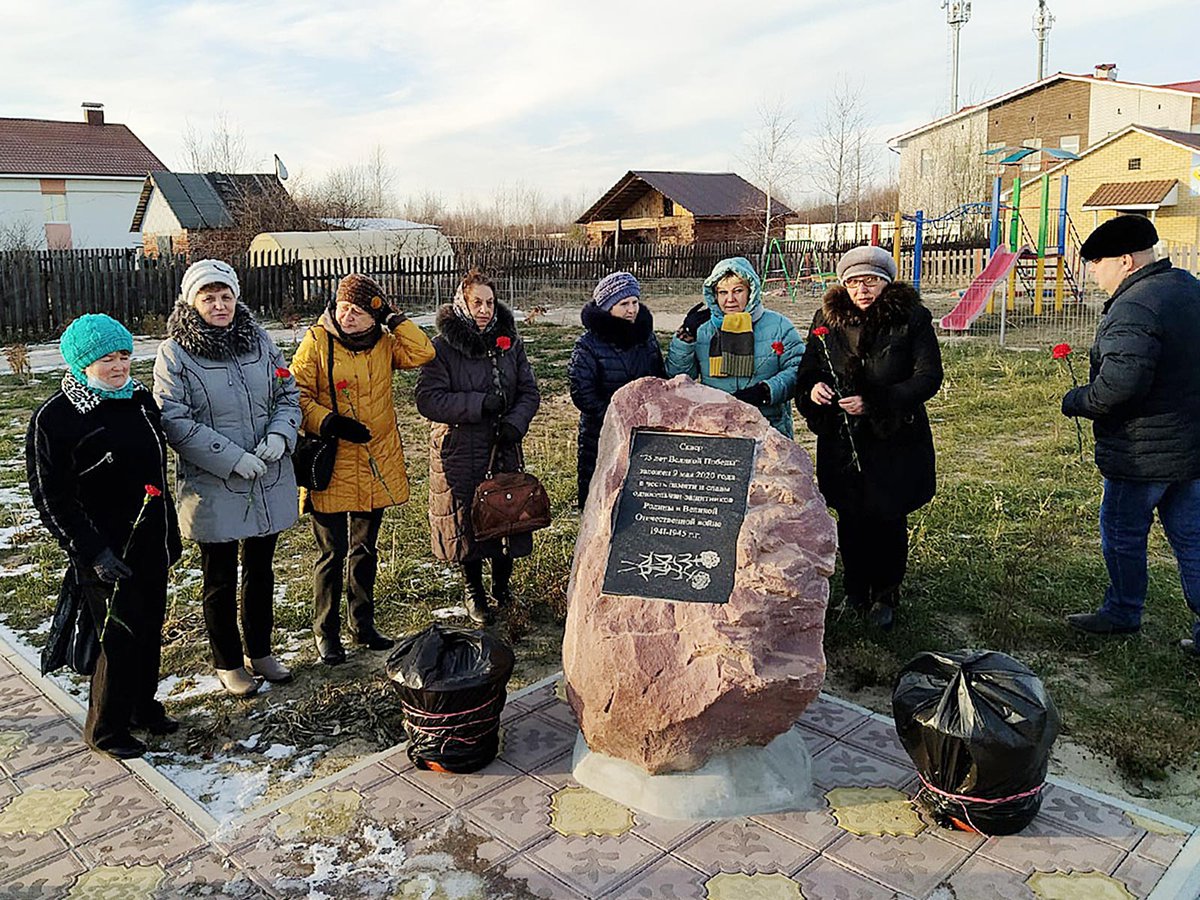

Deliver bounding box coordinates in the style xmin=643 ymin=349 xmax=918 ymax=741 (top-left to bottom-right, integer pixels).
xmin=601 ymin=429 xmax=756 ymax=604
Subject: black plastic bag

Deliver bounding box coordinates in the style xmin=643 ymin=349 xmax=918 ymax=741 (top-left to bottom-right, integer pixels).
xmin=386 ymin=624 xmax=514 ymax=774
xmin=892 ymin=649 xmax=1060 ymax=836
xmin=40 ymin=567 xmax=99 ymax=677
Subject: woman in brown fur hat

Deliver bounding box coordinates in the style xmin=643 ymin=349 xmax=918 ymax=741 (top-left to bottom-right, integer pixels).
xmin=794 ymin=246 xmax=943 ymax=630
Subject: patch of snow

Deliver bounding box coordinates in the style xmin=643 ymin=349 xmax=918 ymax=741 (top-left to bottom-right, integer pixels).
xmin=0 ymin=485 xmax=30 ymax=505
xmin=432 ymin=605 xmax=467 ymax=621
xmin=0 ymin=562 xmax=38 ymax=578
xmin=262 ymin=742 xmax=296 ymax=761
xmin=149 ymin=751 xmax=270 ymax=824
xmin=279 ymin=745 xmax=328 ymax=783
xmin=156 ymin=673 xmax=224 ymax=702
xmin=238 ymin=733 xmax=261 ymax=750
xmin=31 ymin=616 xmax=51 ymax=634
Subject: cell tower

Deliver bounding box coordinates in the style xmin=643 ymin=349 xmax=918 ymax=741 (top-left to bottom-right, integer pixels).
xmin=943 ymin=1 xmax=972 ymax=112
xmin=1034 ymin=0 xmax=1055 ymax=80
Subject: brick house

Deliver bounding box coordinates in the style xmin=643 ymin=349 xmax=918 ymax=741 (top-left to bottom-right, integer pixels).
xmin=577 ymin=171 xmax=794 ymax=247
xmin=130 ymin=171 xmax=299 ymax=259
xmin=0 ymin=103 xmax=166 ymax=249
xmin=891 ymin=66 xmax=1200 ymax=216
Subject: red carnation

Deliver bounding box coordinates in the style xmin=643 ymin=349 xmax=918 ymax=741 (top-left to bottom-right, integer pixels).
xmin=1051 ymin=343 xmax=1071 ymax=360
xmin=496 ymin=335 xmax=512 ymax=351
xmin=771 ymin=340 xmax=785 ymax=355
xmin=336 ymin=379 xmax=350 ymax=392
xmin=144 ymin=484 xmax=162 ymax=497
xmin=275 ymin=366 xmax=291 ymax=379
xmin=812 ymin=326 xmax=830 ymax=338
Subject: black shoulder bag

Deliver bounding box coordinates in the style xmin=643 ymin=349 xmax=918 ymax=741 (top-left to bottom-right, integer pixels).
xmin=293 ymin=332 xmax=339 ymax=491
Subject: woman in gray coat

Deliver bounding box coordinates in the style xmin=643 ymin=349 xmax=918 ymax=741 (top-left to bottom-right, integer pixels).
xmin=154 ymin=259 xmax=300 ymax=696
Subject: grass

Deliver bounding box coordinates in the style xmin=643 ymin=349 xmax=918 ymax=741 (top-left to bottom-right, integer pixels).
xmin=0 ymin=318 xmax=1196 ymax=798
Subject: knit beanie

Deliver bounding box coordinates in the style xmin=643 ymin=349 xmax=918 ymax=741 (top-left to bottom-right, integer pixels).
xmin=60 ymin=314 xmax=134 ymax=384
xmin=592 ymin=272 xmax=640 ymax=311
xmin=836 ymin=246 xmax=898 ymax=284
xmin=181 ymin=259 xmax=241 ymax=307
xmin=335 ymin=273 xmax=390 ymax=322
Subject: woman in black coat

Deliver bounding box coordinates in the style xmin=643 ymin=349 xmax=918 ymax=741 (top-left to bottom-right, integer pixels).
xmin=27 ymin=314 xmax=182 ymax=759
xmin=795 ymin=246 xmax=943 ymax=630
xmin=568 ymin=272 xmax=665 ymax=507
xmin=415 ymin=270 xmax=541 ymax=625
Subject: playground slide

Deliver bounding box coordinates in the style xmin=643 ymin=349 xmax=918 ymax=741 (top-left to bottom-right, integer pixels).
xmin=939 ymin=248 xmax=1023 ymax=331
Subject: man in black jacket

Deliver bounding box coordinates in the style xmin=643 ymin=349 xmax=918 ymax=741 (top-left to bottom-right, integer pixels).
xmin=1061 ymin=215 xmax=1200 ymax=657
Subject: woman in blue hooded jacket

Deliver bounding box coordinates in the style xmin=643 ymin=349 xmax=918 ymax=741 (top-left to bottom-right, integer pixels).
xmin=665 ymin=257 xmax=804 ymax=437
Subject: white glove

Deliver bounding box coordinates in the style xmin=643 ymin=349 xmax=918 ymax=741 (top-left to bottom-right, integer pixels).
xmin=233 ymin=452 xmax=268 ymax=480
xmin=254 ymin=433 xmax=286 ymax=463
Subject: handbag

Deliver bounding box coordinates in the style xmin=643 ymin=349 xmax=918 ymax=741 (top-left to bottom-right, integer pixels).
xmin=471 ymin=442 xmax=551 ymax=542
xmin=293 ymin=332 xmax=339 ymax=491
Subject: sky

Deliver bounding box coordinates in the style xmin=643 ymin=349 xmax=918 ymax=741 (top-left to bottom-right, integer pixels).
xmin=2 ymin=0 xmax=1196 ymax=211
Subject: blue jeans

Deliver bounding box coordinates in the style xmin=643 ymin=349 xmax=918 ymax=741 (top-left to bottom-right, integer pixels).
xmin=1099 ymin=477 xmax=1200 ymax=641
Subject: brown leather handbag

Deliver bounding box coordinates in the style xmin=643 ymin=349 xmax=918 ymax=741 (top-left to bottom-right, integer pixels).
xmin=471 ymin=443 xmax=551 ymax=542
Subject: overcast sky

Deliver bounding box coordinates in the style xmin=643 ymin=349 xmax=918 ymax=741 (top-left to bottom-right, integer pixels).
xmin=2 ymin=0 xmax=1195 ymax=209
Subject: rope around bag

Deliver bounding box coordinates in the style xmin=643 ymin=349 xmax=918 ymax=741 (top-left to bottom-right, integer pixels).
xmin=917 ymin=774 xmax=1047 ymax=837
xmin=399 ymin=692 xmax=504 ymax=752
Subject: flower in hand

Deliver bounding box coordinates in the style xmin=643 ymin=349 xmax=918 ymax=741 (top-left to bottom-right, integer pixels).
xmin=1051 ymin=342 xmax=1071 ymax=360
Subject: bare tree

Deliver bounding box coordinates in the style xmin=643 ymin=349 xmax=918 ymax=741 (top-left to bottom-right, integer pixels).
xmin=743 ymin=97 xmax=801 ymax=266
xmin=181 ymin=112 xmax=253 ymax=172
xmin=0 ymin=219 xmax=43 ymax=252
xmin=812 ymin=76 xmax=872 ymax=246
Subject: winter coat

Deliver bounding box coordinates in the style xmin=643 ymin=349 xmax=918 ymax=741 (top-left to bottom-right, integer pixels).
xmin=291 ymin=313 xmax=435 ymax=513
xmin=795 ymin=281 xmax=943 ymax=519
xmin=665 ymin=256 xmax=804 ymax=438
xmin=27 ymin=377 xmax=182 ymax=674
xmin=415 ymin=302 xmax=541 ymax=562
xmin=154 ymin=301 xmax=301 ymax=543
xmin=1062 ymin=258 xmax=1200 ymax=481
xmin=568 ymin=302 xmax=665 ymax=506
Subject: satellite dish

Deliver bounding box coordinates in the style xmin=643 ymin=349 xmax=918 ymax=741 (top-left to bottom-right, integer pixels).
xmin=274 ymin=154 xmax=289 ymax=182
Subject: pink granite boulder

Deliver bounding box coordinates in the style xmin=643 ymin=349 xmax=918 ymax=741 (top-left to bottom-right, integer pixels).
xmin=562 ymin=375 xmax=837 ymax=774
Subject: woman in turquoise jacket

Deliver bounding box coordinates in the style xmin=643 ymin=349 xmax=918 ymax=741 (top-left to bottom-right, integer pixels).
xmin=666 ymin=256 xmax=804 ymax=437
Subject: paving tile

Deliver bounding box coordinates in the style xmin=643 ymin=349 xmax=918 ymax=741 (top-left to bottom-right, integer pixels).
xmin=0 ymin=656 xmax=21 ymax=680
xmin=58 ymin=775 xmax=165 ymax=844
xmin=377 ymin=745 xmax=416 ymax=774
xmin=508 ymin=681 xmax=560 ymax=713
xmin=0 ymin=696 xmax=68 ymax=735
xmin=74 ymin=808 xmax=205 ymax=866
xmin=400 ymin=757 xmax=522 ymax=809
xmin=792 ymin=722 xmax=834 ymax=756
xmin=1113 ymin=852 xmax=1168 ymax=899
xmin=796 ymin=697 xmax=869 ymax=738
xmin=528 ymin=749 xmax=574 ymax=784
xmin=358 ymin=772 xmax=452 ymax=830
xmin=159 ymin=848 xmax=267 ymax=899
xmin=942 ymin=854 xmax=1032 ymax=899
xmin=1036 ymin=784 xmax=1146 ymax=850
xmin=1133 ymin=828 xmax=1190 ymax=867
xmin=975 ymin=817 xmax=1126 ymax=875
xmin=0 ymin=719 xmax=87 ymax=777
xmin=497 ymin=713 xmax=577 ymax=773
xmin=535 ymin=698 xmax=580 ymax=733
xmin=463 ymin=775 xmax=555 ymax=850
xmin=16 ymin=746 xmax=128 ymax=791
xmin=673 ymin=818 xmax=815 ymax=876
xmin=841 ymin=717 xmax=914 ymax=767
xmin=0 ymin=849 xmax=85 ymax=899
xmin=0 ymin=812 xmax=70 ymax=881
xmin=793 ymin=855 xmax=901 ymax=899
xmin=752 ymin=801 xmax=846 ymax=852
xmin=811 ymin=743 xmax=915 ymax=790
xmin=328 ymin=760 xmax=397 ymax=792
xmin=0 ymin=674 xmax=43 ymax=712
xmin=605 ymin=854 xmax=709 ymax=899
xmin=497 ymin=856 xmax=589 ymax=899
xmin=824 ymin=829 xmax=974 ymax=897
xmin=526 ymin=831 xmax=664 ymax=897
xmin=628 ymin=809 xmax=710 ymax=852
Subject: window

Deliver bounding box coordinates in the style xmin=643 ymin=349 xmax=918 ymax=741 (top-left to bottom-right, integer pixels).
xmin=920 ymin=148 xmax=934 ymax=178
xmin=1022 ymin=138 xmax=1042 ymax=171
xmin=1128 ymin=157 xmax=1142 ymax=171
xmin=1059 ymin=135 xmax=1081 ymax=156
xmin=43 ymin=194 xmax=68 ymax=223
xmin=662 ymin=196 xmax=673 ymax=217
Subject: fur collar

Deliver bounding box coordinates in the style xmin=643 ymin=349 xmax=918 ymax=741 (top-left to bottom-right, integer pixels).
xmin=435 ymin=301 xmax=518 ymax=358
xmin=61 ymin=373 xmax=149 ymax=414
xmin=821 ymin=281 xmax=921 ymax=330
xmin=581 ymin=302 xmax=654 ymax=349
xmin=166 ymin=299 xmax=261 ymax=360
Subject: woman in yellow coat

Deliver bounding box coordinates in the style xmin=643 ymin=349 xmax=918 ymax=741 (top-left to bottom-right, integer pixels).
xmin=291 ymin=274 xmax=435 ymax=665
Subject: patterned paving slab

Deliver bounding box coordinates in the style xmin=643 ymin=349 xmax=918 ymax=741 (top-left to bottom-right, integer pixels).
xmin=1 ymin=652 xmax=1197 ymax=899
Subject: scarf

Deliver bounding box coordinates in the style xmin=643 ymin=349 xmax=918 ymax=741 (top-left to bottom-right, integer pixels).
xmin=708 ymin=311 xmax=755 ymax=378
xmin=166 ymin=300 xmax=260 ymax=361
xmin=452 ymin=284 xmax=498 ymax=336
xmin=323 ymin=302 xmax=382 ymax=352
xmin=61 ymin=372 xmax=146 ymax=413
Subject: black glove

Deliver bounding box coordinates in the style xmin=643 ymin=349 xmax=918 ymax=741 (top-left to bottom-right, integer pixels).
xmin=481 ymin=391 xmax=505 ymax=415
xmin=384 ymin=311 xmax=407 ymax=330
xmin=321 ymin=413 xmax=372 ymax=444
xmin=495 ymin=422 xmax=523 ymax=446
xmin=733 ymin=383 xmax=771 ymax=407
xmin=93 ymin=548 xmax=132 ymax=584
xmin=677 ymin=302 xmax=711 ymax=342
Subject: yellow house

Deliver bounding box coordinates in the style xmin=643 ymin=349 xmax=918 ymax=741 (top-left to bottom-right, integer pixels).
xmin=1017 ymin=126 xmax=1200 ymax=248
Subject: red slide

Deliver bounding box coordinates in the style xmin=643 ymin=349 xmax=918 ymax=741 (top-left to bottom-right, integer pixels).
xmin=939 ymin=248 xmax=1024 ymax=331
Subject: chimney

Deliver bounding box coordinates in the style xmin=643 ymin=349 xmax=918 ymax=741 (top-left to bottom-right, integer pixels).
xmin=81 ymin=102 xmax=105 ymax=126
xmin=1093 ymin=63 xmax=1118 ymax=81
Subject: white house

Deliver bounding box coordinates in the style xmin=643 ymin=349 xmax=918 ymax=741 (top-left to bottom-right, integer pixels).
xmin=0 ymin=103 xmax=166 ymax=249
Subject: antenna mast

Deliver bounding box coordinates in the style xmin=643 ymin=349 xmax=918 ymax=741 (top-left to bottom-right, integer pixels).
xmin=1033 ymin=0 xmax=1054 ymax=80
xmin=943 ymin=1 xmax=972 ymax=112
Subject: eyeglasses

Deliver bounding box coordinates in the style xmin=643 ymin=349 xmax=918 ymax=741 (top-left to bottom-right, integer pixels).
xmin=844 ymin=276 xmax=884 ymax=289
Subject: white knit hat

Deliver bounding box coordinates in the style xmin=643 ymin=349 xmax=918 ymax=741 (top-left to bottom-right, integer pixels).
xmin=836 ymin=246 xmax=898 ymax=284
xmin=181 ymin=259 xmax=241 ymax=307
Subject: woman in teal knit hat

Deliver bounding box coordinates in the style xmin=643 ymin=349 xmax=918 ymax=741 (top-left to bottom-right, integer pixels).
xmin=27 ymin=314 xmax=182 ymax=759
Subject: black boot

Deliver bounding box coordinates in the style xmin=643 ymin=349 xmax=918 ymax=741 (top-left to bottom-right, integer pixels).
xmin=491 ymin=555 xmax=514 ymax=608
xmin=463 ymin=561 xmax=494 ymax=625
xmin=868 ymin=586 xmax=899 ymax=631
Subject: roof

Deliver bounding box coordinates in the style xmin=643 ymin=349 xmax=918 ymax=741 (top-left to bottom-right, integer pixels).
xmin=889 ymin=72 xmax=1200 ymax=146
xmin=130 ymin=172 xmax=293 ymax=231
xmin=1082 ymin=180 xmax=1177 ymax=209
xmin=577 ymin=171 xmax=795 ymax=224
xmin=0 ymin=116 xmax=166 ymax=177
xmin=249 ymin=229 xmax=452 ymax=259
xmin=1014 ymin=125 xmax=1200 ymax=194
xmin=320 ymin=216 xmax=441 ymax=231
xmin=1135 ymin=126 xmax=1200 ymax=152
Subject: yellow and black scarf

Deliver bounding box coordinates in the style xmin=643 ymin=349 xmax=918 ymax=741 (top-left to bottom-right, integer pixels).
xmin=708 ymin=312 xmax=755 ymax=378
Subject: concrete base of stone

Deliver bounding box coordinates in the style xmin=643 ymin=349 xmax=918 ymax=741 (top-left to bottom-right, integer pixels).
xmin=570 ymin=728 xmax=814 ymax=821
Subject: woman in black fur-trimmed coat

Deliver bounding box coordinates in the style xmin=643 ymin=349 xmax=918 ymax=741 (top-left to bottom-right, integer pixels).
xmin=795 ymin=246 xmax=943 ymax=629
xmin=568 ymin=273 xmax=665 ymax=508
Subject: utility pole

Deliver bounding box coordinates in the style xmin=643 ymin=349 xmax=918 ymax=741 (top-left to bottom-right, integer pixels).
xmin=943 ymin=1 xmax=972 ymax=113
xmin=1033 ymin=0 xmax=1054 ymax=80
